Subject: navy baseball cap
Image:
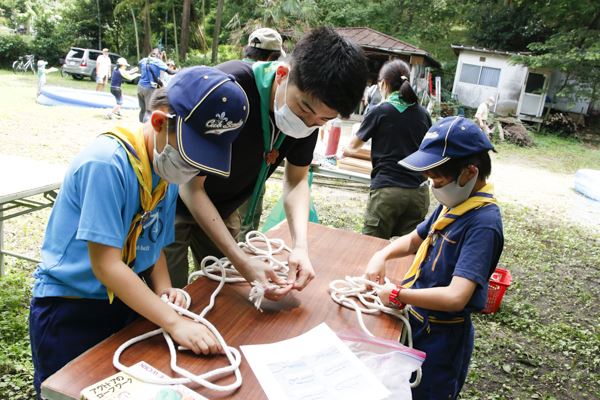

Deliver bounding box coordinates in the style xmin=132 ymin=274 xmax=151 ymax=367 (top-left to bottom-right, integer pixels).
xmin=398 ymin=116 xmax=494 ymax=171
xmin=168 ymin=66 xmax=249 ymax=177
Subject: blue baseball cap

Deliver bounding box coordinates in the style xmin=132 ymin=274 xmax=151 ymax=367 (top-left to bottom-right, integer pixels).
xmin=168 ymin=66 xmax=249 ymax=177
xmin=398 ymin=116 xmax=494 ymax=171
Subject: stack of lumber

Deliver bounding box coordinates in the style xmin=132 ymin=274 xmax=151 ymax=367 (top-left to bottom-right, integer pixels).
xmin=337 ymin=156 xmax=372 ymax=175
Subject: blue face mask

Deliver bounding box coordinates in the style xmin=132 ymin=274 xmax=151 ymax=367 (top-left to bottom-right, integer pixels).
xmin=273 ymin=78 xmax=318 ymax=139
xmin=431 ymin=168 xmax=478 ymax=208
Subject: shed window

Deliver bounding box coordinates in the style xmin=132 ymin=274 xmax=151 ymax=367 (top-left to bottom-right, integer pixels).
xmin=459 ymin=63 xmax=480 ymax=84
xmin=459 ymin=63 xmax=501 ymax=88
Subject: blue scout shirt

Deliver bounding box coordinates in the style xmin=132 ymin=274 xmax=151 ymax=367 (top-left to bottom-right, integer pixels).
xmin=138 ymin=57 xmax=168 ymax=88
xmin=415 ymin=203 xmax=504 ymax=318
xmin=33 ymin=135 xmax=178 ymax=299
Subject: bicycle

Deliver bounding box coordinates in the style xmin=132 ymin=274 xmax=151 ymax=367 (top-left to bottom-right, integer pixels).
xmin=12 ymin=54 xmax=36 ymax=74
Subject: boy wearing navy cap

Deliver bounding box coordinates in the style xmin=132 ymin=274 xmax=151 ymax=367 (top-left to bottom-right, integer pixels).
xmin=29 ymin=66 xmax=249 ymax=398
xmin=364 ymin=116 xmax=504 ymax=399
xmin=167 ymin=27 xmax=368 ymax=301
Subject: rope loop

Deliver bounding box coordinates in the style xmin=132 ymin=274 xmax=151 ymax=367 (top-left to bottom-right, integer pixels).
xmin=328 ymin=275 xmax=422 ymax=387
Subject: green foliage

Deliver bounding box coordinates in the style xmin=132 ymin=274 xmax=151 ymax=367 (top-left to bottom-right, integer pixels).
xmin=0 ymin=33 xmax=30 ymax=67
xmin=180 ymin=44 xmax=241 ymax=67
xmin=465 ymin=0 xmax=551 ymax=52
xmin=0 ymin=270 xmax=35 ymax=400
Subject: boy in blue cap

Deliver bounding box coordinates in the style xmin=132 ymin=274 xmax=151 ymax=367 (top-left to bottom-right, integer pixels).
xmin=364 ymin=116 xmax=504 ymax=399
xmin=29 ymin=66 xmax=249 ymax=398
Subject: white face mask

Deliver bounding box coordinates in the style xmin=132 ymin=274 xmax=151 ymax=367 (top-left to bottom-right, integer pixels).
xmin=152 ymin=122 xmax=199 ymax=184
xmin=431 ymin=168 xmax=478 ymax=208
xmin=273 ymin=78 xmax=318 ymax=139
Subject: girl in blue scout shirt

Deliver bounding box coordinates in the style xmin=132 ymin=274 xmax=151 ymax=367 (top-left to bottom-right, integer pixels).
xmin=364 ymin=116 xmax=504 ymax=399
xmin=29 ymin=66 xmax=249 ymax=398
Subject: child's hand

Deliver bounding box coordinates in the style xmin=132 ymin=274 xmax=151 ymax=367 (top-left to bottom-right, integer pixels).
xmin=161 ymin=288 xmax=188 ymax=308
xmin=364 ymin=251 xmax=387 ymax=286
xmin=376 ymin=282 xmax=397 ymax=306
xmin=167 ymin=318 xmax=223 ymax=355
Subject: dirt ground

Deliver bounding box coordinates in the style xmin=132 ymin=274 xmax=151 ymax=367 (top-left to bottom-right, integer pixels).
xmin=491 ymin=157 xmax=600 ymax=230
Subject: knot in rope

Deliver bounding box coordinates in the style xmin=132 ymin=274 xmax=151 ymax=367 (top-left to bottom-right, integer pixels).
xmin=189 ymin=230 xmax=291 ymax=311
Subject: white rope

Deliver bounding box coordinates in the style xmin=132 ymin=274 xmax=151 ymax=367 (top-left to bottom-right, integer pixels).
xmin=188 ymin=230 xmax=291 ymax=311
xmin=113 ymin=266 xmax=243 ymax=392
xmin=329 ymin=275 xmax=422 ymax=387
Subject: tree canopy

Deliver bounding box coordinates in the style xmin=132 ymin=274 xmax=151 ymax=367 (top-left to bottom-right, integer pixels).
xmin=0 ymin=0 xmax=598 ymax=101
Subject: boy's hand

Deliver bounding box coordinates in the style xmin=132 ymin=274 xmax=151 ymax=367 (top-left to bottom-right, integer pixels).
xmin=167 ymin=318 xmax=223 ymax=355
xmin=287 ymin=247 xmax=315 ymax=291
xmin=240 ymin=257 xmax=293 ymax=301
xmin=161 ymin=288 xmax=188 ymax=308
xmin=365 ymin=251 xmax=387 ymax=286
xmin=376 ymin=282 xmax=397 ymax=306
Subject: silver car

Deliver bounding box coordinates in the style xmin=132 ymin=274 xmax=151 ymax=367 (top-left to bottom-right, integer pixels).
xmin=61 ymin=47 xmax=122 ymax=82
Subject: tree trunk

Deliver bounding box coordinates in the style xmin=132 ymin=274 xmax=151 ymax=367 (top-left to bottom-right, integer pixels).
xmin=131 ymin=7 xmax=140 ymax=61
xmin=211 ymin=0 xmax=225 ymax=64
xmin=172 ymin=5 xmax=179 ymax=62
xmin=143 ymin=0 xmax=152 ymax=56
xmin=180 ymin=0 xmax=191 ymax=60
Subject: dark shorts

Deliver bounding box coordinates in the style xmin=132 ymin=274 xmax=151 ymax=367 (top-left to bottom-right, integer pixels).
xmin=409 ymin=308 xmax=474 ymax=399
xmin=110 ymin=87 xmax=123 ymax=105
xmin=29 ymin=296 xmax=138 ymax=397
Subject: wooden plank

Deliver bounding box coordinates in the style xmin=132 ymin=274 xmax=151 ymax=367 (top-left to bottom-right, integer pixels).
xmin=41 ymin=223 xmax=406 ymax=400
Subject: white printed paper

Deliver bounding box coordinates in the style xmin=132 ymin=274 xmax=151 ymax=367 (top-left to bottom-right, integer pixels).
xmin=241 ymin=323 xmax=391 ymax=400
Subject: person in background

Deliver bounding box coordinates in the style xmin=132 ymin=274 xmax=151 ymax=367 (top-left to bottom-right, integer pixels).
xmin=166 ymin=28 xmax=368 ymax=297
xmin=243 ymin=27 xmax=286 ymax=63
xmin=137 ymin=48 xmax=176 ymax=122
xmin=236 ymin=27 xmax=286 ymax=239
xmin=36 ymin=60 xmax=57 ymax=97
xmin=95 ymin=48 xmax=111 ymax=92
xmin=161 ymin=59 xmax=178 ymax=87
xmin=107 ymin=57 xmax=140 ymax=120
xmin=474 ymin=96 xmax=495 ymax=138
xmin=29 ymin=66 xmax=250 ymax=398
xmin=365 ymin=116 xmax=504 ymax=399
xmin=345 ymin=60 xmax=431 ymax=241
xmin=363 ymin=81 xmax=382 ymax=115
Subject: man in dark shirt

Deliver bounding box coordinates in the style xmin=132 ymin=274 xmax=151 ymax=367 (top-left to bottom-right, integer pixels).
xmin=166 ymin=27 xmax=368 ymax=301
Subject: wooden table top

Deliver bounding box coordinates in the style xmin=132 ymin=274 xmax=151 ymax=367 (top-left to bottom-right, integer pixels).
xmin=41 ymin=222 xmax=405 ymax=400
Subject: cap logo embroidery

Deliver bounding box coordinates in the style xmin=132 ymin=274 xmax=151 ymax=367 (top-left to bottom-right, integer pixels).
xmin=205 ymin=112 xmax=244 ymax=134
xmin=424 ymin=131 xmax=438 ymax=140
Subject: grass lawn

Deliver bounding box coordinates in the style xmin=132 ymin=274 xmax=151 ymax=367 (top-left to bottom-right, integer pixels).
xmin=1 ymin=69 xmax=599 ymax=399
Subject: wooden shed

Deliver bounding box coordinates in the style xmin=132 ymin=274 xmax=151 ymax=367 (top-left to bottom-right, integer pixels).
xmin=334 ymin=27 xmax=440 ymax=85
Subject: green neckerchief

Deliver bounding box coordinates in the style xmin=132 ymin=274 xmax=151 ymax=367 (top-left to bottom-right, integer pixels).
xmin=386 ymin=91 xmax=415 ymax=113
xmin=243 ymin=61 xmax=286 ymax=225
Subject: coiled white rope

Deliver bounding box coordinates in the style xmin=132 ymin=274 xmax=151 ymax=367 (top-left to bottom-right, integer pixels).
xmin=329 ymin=275 xmax=422 ymax=387
xmin=188 ymin=230 xmax=291 ymax=311
xmin=113 ymin=265 xmax=243 ymax=392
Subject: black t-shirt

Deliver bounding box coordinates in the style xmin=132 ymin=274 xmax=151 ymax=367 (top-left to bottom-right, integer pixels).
xmin=177 ymin=60 xmax=318 ymax=218
xmin=357 ymin=102 xmax=431 ymax=190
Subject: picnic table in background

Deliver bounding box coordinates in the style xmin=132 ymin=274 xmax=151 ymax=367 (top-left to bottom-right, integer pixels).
xmin=0 ymin=154 xmax=65 ymax=275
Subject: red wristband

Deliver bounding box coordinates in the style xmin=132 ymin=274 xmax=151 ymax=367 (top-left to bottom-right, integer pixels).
xmin=389 ymin=286 xmax=405 ymax=309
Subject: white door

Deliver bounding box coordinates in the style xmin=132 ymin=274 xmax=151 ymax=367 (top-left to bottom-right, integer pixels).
xmin=517 ymin=71 xmax=548 ymax=117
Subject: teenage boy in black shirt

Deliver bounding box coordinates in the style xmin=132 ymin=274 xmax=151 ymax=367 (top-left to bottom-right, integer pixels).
xmin=166 ymin=28 xmax=368 ymax=300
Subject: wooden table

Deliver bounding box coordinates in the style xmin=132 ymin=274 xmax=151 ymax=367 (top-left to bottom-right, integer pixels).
xmin=0 ymin=154 xmax=65 ymax=275
xmin=41 ymin=222 xmax=405 ymax=400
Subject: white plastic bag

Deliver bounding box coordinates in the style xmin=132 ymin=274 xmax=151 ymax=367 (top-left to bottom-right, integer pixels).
xmin=338 ymin=330 xmax=425 ymax=400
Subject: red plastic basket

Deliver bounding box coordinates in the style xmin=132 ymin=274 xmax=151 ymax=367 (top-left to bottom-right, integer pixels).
xmin=482 ymin=267 xmax=512 ymax=314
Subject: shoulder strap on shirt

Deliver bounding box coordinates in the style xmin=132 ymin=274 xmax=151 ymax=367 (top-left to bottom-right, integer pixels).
xmin=101 ymin=125 xmax=169 ymax=303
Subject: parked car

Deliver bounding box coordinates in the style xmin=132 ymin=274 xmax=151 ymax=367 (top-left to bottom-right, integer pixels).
xmin=61 ymin=47 xmax=139 ymax=84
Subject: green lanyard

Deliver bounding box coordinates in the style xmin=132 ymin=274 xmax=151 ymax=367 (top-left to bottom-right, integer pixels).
xmin=243 ymin=61 xmax=286 ymax=225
